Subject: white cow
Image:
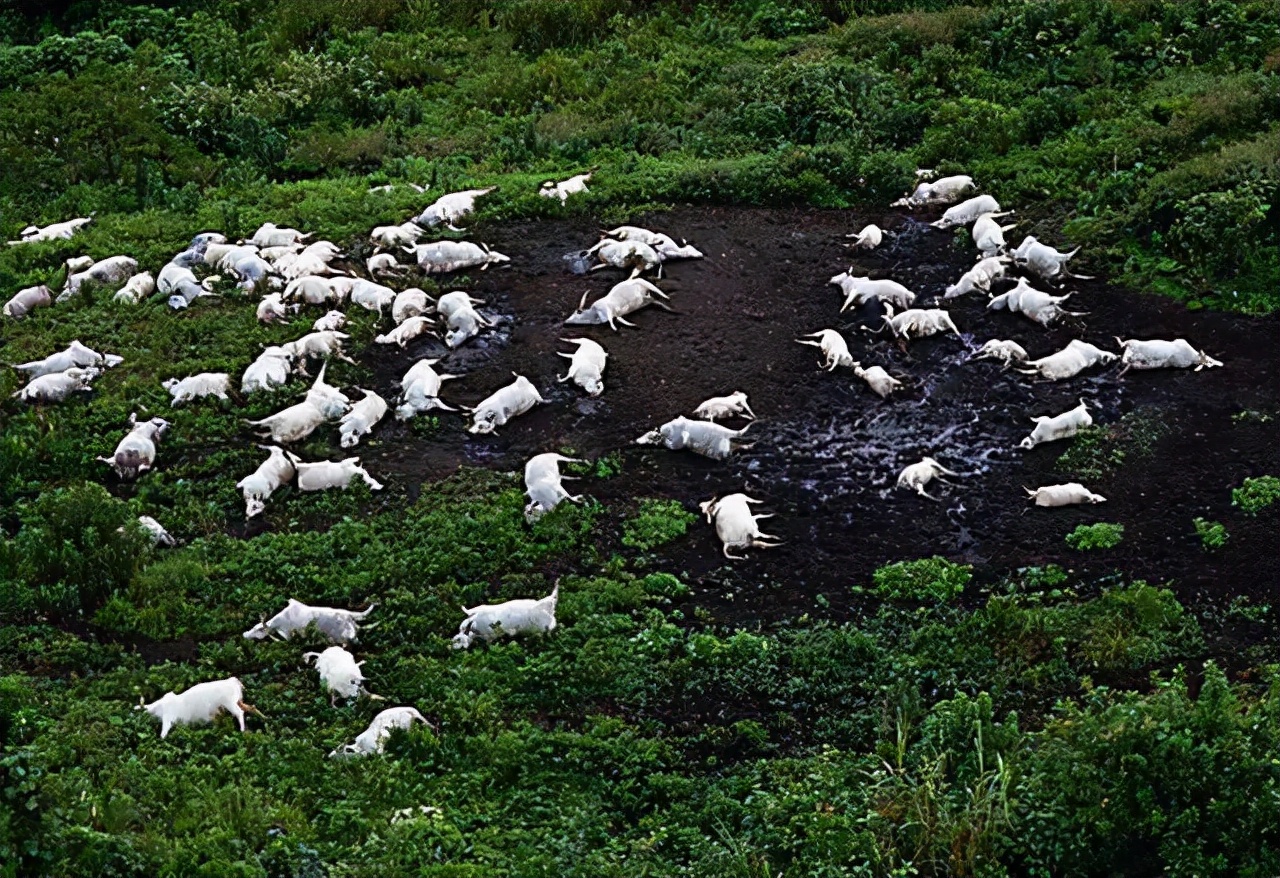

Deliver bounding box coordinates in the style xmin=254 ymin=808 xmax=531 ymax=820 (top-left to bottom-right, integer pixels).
xmin=236 ymin=445 xmax=297 ymax=518
xmin=283 ymin=331 xmax=357 ymax=373
xmin=256 ymin=292 xmax=292 ymax=324
xmin=635 ymin=416 xmax=750 ymax=461
xmin=163 ymin=373 xmax=231 ymax=405
xmin=339 ymin=390 xmax=389 ymax=448
xmin=452 ymin=581 xmax=560 ymax=649
xmin=392 ymin=288 xmax=431 ymax=324
xmin=312 ymin=310 xmax=346 ymax=332
xmin=586 ymin=238 xmax=661 ymax=275
xmin=987 ymin=279 xmax=1084 ymax=327
xmin=250 ymin=222 xmax=310 ymax=248
xmin=11 ymin=340 xmax=122 ymax=378
xmin=557 ymin=337 xmax=608 ymax=397
xmin=972 ymin=212 xmax=1016 ymax=257
xmin=693 ymin=391 xmax=756 ymax=421
xmin=409 ymin=240 xmax=509 ymax=273
xmin=1012 ymin=236 xmax=1091 ymax=282
xmin=8 ymin=216 xmax=92 ymax=245
xmin=4 ymin=284 xmax=53 ymax=318
xmin=348 ymin=280 xmax=397 ymax=315
xmin=1019 ymin=340 xmax=1118 ymax=381
xmin=1020 ymin=399 xmax=1092 ymax=450
xmin=283 ymin=275 xmax=350 ymax=306
xmin=370 ymin=221 xmax=426 ymax=249
xmin=854 ymin=364 xmax=903 ymax=399
xmin=433 ymin=291 xmax=483 ymax=319
xmin=1116 ymin=338 xmax=1223 ymax=375
xmin=897 ymin=457 xmax=959 ymax=501
xmin=564 ymin=278 xmax=673 ymax=330
xmin=136 ymin=515 xmax=178 ymax=547
xmin=303 ymin=362 xmax=350 ymax=419
xmin=11 ymin=367 xmax=99 ymax=403
xmin=443 ymin=304 xmax=490 ymax=348
xmin=699 ymin=493 xmax=780 ymax=560
xmin=796 ymin=329 xmax=855 ymax=371
xmin=241 ymin=346 xmax=294 ymax=394
xmin=413 ymin=187 xmax=496 ymax=230
xmin=303 ymin=646 xmax=374 ymax=705
xmin=375 ymin=316 xmax=436 ymax=348
xmin=931 ymin=195 xmax=1002 ymax=229
xmin=60 ymin=256 xmax=139 ymax=301
xmin=1025 ymin=483 xmax=1107 ymax=507
xmin=846 ymin=224 xmax=883 ymax=249
xmin=972 ymin=339 xmax=1029 ymax=367
xmin=98 ymin=414 xmax=170 ymax=479
xmin=829 ymin=270 xmax=917 ymax=311
xmin=329 ymin=706 xmax=430 ymax=757
xmin=943 ymin=256 xmax=1011 ymax=299
xmin=138 ymin=677 xmax=258 ymax=739
xmin=600 ymin=226 xmax=703 ymax=261
xmin=366 ymin=252 xmax=408 ymax=278
xmin=539 ymin=172 xmax=591 ymax=204
xmin=524 ymin=453 xmax=586 ymax=521
xmin=245 ymin=401 xmax=328 ymax=444
xmin=292 ymin=456 xmax=384 ymax=492
xmin=243 ymin=599 xmax=376 ymax=643
xmin=892 ymin=174 xmax=975 ymax=208
xmin=883 ymin=307 xmax=960 ymax=340
xmin=465 ymin=374 xmax=544 ymax=435
xmin=396 ymin=360 xmax=458 ymax=420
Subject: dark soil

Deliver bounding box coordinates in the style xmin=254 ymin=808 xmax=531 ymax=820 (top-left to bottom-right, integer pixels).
xmin=346 ymin=207 xmax=1277 ymax=638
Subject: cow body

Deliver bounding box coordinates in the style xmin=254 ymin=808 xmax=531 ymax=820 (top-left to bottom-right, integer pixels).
xmin=243 ymin=598 xmax=376 ymax=643
xmin=699 ymin=494 xmax=780 ymax=559
xmin=236 ymin=445 xmax=296 ymax=517
xmin=466 ymin=375 xmax=544 ymax=434
xmin=163 ymin=373 xmax=231 ymax=405
xmin=98 ymin=415 xmax=169 ymax=479
xmin=564 ymin=278 xmax=672 ymax=330
xmin=339 ymin=391 xmax=389 ymax=448
xmin=452 ymin=582 xmax=560 ymax=649
xmin=1019 ymin=340 xmax=1117 ymax=381
xmin=1118 ymin=338 xmax=1222 ymax=374
xmin=4 ymin=284 xmax=53 ymax=318
xmin=1025 ymin=483 xmax=1107 ymax=507
xmin=557 ymin=337 xmax=608 ymax=396
xmin=1021 ymin=399 xmax=1092 ymax=450
xmin=140 ymin=677 xmax=253 ymax=739
xmin=931 ymin=195 xmax=1002 ymax=229
xmin=635 ymin=416 xmax=750 ymax=461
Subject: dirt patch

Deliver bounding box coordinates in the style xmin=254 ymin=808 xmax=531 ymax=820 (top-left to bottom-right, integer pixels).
xmin=342 ymin=206 xmax=1278 ymax=631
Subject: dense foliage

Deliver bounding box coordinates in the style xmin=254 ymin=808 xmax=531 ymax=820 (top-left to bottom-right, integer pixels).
xmin=3 ymin=2 xmax=1280 ymax=876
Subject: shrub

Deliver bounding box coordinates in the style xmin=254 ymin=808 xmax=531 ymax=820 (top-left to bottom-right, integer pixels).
xmin=872 ymin=556 xmax=971 ymax=603
xmin=622 ymin=499 xmax=696 ymax=551
xmin=1232 ymin=475 xmax=1280 ymax=514
xmin=1065 ymin=522 xmax=1125 ymax=550
xmin=1192 ymin=517 xmax=1229 ymax=550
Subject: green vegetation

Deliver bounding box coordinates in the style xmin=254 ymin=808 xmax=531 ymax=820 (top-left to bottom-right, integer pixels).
xmin=1066 ymin=521 xmax=1126 ymax=550
xmin=1193 ymin=516 xmax=1229 ymax=550
xmin=1056 ymin=407 xmax=1169 ymax=480
xmin=1232 ymin=475 xmax=1280 ymax=514
xmin=621 ymin=498 xmax=697 ymax=551
xmin=872 ymin=556 xmax=971 ymax=603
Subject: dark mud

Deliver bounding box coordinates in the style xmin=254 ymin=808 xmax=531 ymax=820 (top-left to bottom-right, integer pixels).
xmin=346 ymin=207 xmax=1278 ymax=629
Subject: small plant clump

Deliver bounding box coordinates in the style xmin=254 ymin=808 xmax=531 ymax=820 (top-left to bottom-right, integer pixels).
xmin=872 ymin=556 xmax=972 ymax=603
xmin=1232 ymin=475 xmax=1280 ymax=515
xmin=1193 ymin=517 xmax=1229 ymax=550
xmin=1066 ymin=522 xmax=1126 ymax=550
xmin=622 ymin=499 xmax=697 ymax=551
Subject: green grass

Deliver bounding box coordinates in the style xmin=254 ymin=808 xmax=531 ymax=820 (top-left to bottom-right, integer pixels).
xmin=1065 ymin=522 xmax=1126 ymax=550
xmin=1232 ymin=475 xmax=1280 ymax=515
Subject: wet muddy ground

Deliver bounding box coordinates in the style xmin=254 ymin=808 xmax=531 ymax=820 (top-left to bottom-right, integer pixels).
xmin=347 ymin=206 xmax=1279 ymax=629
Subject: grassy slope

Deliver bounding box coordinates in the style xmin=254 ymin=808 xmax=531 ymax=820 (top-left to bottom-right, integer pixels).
xmin=2 ymin=2 xmax=1280 ymax=876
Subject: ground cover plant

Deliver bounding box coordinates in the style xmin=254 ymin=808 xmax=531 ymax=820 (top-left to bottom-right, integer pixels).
xmin=3 ymin=2 xmax=1280 ymax=876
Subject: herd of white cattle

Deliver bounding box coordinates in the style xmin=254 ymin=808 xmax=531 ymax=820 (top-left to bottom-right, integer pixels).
xmin=3 ymin=170 xmax=1223 ymax=742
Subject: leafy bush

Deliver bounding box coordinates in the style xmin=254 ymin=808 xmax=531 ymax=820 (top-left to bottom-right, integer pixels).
xmin=622 ymin=499 xmax=696 ymax=551
xmin=872 ymin=556 xmax=971 ymax=603
xmin=1065 ymin=522 xmax=1125 ymax=550
xmin=1232 ymin=475 xmax=1280 ymax=514
xmin=1193 ymin=517 xmax=1229 ymax=550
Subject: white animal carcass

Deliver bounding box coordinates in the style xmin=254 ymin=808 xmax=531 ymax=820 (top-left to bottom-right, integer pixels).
xmin=58 ymin=255 xmax=139 ymax=301
xmin=375 ymin=316 xmax=436 ymax=348
xmin=846 ymin=224 xmax=883 ymax=249
xmin=931 ymin=195 xmax=1002 ymax=229
xmin=413 ymin=187 xmax=496 ymax=230
xmin=11 ymin=366 xmax=99 ymax=403
xmin=635 ymin=416 xmax=750 ymax=461
xmin=163 ymin=373 xmax=231 ymax=405
xmin=796 ymin=329 xmax=855 ymax=371
xmin=4 ymin=284 xmax=53 ymax=318
xmin=256 ymin=293 xmax=293 ymax=324
xmin=392 ymin=289 xmax=431 ymax=324
xmin=283 ymin=276 xmax=350 ymax=306
xmin=366 ymin=252 xmax=408 ymax=278
xmin=853 ymin=364 xmax=902 ymax=399
xmin=897 ymin=457 xmax=959 ymax=501
xmin=586 ymin=238 xmax=661 ymax=275
xmin=8 ymin=216 xmax=92 ymax=245
xmin=329 ymin=706 xmax=429 ymax=757
xmin=1117 ymin=338 xmax=1223 ymax=375
xmin=236 ymin=445 xmax=297 ymax=518
xmin=312 ymin=310 xmax=346 ymax=332
xmin=409 ymin=240 xmax=509 ymax=273
xmin=250 ymin=222 xmax=310 ymax=248
xmin=246 ymin=401 xmax=328 ymax=444
xmin=693 ymin=391 xmax=756 ymax=421
xmin=11 ymin=340 xmax=122 ymax=379
xmin=241 ymin=346 xmax=294 ymax=394
xmin=433 ymin=291 xmax=482 ymax=319
xmin=348 ymin=279 xmax=397 ymax=315
xmin=883 ymin=308 xmax=960 ymax=340
xmin=972 ymin=339 xmax=1029 ymax=367
xmin=1019 ymin=340 xmax=1118 ymax=381
xmin=396 ymin=360 xmax=458 ymax=420
xmin=987 ymin=279 xmax=1084 ymax=327
xmin=303 ymin=646 xmax=373 ymax=705
xmin=443 ymin=304 xmax=489 ymax=349
xmin=465 ymin=374 xmax=544 ymax=435
xmin=829 ymin=271 xmax=917 ymax=311
xmin=136 ymin=515 xmax=177 ymax=547
xmin=564 ymin=278 xmax=672 ymax=330
xmin=98 ymin=414 xmax=170 ymax=479
xmin=283 ymin=331 xmax=357 ymax=372
xmin=557 ymin=337 xmax=608 ymax=397
xmin=600 ymin=226 xmax=703 ymax=261
xmin=339 ymin=390 xmax=389 ymax=448
xmin=138 ymin=677 xmax=257 ymax=739
xmin=292 ymin=456 xmax=384 ymax=492
xmin=943 ymin=256 xmax=1011 ymax=299
xmin=893 ymin=175 xmax=975 ymax=208
xmin=971 ymin=212 xmax=1016 ymax=258
xmin=539 ymin=172 xmax=591 ymax=204
xmin=370 ymin=221 xmax=425 ymax=249
xmin=699 ymin=493 xmax=780 ymax=559
xmin=1012 ymin=236 xmax=1091 ymax=282
xmin=524 ymin=453 xmax=586 ymax=521
xmin=1020 ymin=399 xmax=1092 ymax=450
xmin=1025 ymin=483 xmax=1107 ymax=507
xmin=452 ymin=581 xmax=560 ymax=649
xmin=243 ymin=599 xmax=376 ymax=643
